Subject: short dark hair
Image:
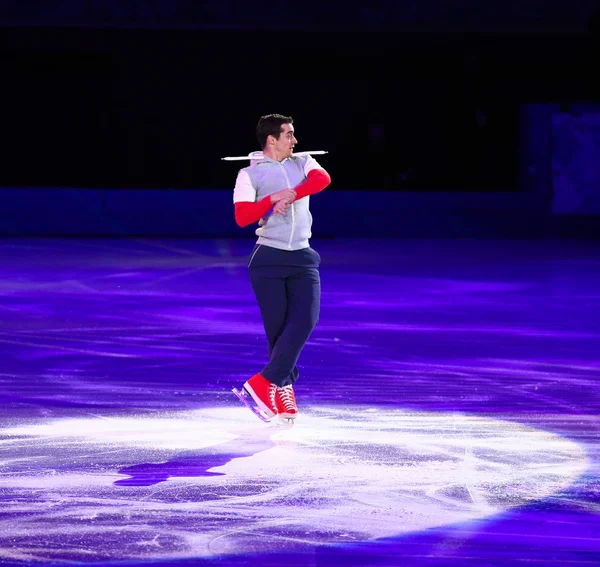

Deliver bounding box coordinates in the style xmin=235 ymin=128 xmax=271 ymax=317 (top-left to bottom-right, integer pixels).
xmin=256 ymin=114 xmax=293 ymax=149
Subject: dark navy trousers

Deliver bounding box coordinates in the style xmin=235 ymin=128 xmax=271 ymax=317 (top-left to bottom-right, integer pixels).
xmin=248 ymin=243 xmax=321 ymax=387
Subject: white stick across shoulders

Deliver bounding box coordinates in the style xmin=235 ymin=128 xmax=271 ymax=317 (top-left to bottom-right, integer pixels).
xmin=221 ymin=150 xmax=328 ymax=161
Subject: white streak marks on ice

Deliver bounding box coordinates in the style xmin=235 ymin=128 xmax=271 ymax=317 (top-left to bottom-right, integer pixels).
xmin=326 ymin=322 xmax=598 ymax=339
xmin=0 ymin=406 xmax=588 ymax=562
xmin=0 ymin=336 xmax=138 ymax=358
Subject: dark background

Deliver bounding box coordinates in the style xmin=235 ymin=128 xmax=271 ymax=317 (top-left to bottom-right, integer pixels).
xmin=0 ymin=0 xmax=597 ymax=192
xmin=0 ymin=1 xmax=599 ymax=237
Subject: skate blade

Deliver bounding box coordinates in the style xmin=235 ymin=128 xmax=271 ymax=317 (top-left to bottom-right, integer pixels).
xmin=232 ymin=387 xmax=272 ymax=423
xmin=276 ymin=415 xmax=295 ymax=428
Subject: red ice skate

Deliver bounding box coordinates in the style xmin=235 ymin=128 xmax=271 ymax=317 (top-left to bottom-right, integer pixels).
xmin=276 ymin=385 xmax=298 ymax=422
xmin=232 ymin=373 xmax=278 ymax=422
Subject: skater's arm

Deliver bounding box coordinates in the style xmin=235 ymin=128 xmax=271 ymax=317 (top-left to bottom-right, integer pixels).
xmin=233 ymin=169 xmax=270 ymax=228
xmin=292 ymin=154 xmax=331 ymax=200
xmin=234 ymin=174 xmax=297 ymax=228
xmin=234 ymin=198 xmax=274 ymax=228
xmin=272 ymin=169 xmax=329 ymax=215
xmin=293 ymin=169 xmax=331 ymax=200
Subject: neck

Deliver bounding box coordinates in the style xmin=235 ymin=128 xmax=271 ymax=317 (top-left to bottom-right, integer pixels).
xmin=262 ymin=147 xmax=285 ymax=162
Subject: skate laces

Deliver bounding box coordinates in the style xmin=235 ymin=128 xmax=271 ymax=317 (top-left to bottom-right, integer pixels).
xmin=269 ymin=383 xmax=277 ymax=409
xmin=278 ymin=385 xmax=297 ymax=411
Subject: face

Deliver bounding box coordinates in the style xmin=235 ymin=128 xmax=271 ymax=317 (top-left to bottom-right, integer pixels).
xmin=270 ymin=123 xmax=297 ymax=160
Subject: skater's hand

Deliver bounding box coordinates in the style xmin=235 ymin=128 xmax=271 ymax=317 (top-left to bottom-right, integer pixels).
xmin=273 ymin=199 xmax=293 ymax=215
xmin=270 ymin=189 xmax=296 ymax=205
xmin=270 ymin=189 xmax=296 ymax=215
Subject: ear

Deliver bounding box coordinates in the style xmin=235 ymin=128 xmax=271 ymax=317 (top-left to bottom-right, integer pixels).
xmin=267 ymin=134 xmax=276 ymax=146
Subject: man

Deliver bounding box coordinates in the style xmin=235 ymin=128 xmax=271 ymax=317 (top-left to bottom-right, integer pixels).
xmin=233 ymin=114 xmax=331 ymax=422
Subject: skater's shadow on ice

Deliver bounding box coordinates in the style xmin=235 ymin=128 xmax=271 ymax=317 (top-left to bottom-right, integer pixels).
xmin=114 ymin=429 xmax=276 ymax=487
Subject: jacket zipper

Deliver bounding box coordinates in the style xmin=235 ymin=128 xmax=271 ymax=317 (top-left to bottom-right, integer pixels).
xmin=279 ymin=162 xmax=295 ymax=250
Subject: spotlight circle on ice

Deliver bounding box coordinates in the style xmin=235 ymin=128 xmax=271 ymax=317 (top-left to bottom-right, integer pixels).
xmin=0 ymin=405 xmax=587 ymax=563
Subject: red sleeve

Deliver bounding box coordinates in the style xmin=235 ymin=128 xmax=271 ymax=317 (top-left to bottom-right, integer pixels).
xmin=234 ymin=197 xmax=273 ymax=228
xmin=294 ymin=169 xmax=331 ymax=200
